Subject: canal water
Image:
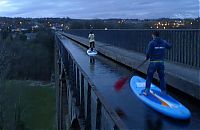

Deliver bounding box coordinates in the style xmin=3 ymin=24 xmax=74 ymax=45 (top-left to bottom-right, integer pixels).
xmin=61 ymin=37 xmax=200 ymax=130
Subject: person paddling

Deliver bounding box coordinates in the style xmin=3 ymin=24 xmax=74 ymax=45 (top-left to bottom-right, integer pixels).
xmin=143 ymin=31 xmax=172 ymax=95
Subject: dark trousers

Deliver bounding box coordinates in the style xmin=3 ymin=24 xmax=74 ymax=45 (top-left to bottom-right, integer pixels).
xmin=146 ymin=62 xmax=166 ymax=91
xmin=90 ymin=42 xmax=95 ymax=51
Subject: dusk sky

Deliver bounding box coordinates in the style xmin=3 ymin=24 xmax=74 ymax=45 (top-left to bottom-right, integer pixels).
xmin=0 ymin=0 xmax=199 ymax=19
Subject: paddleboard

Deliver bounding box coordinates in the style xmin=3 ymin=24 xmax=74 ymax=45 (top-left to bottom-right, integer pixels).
xmin=87 ymin=49 xmax=97 ymax=56
xmin=130 ymin=76 xmax=191 ymax=120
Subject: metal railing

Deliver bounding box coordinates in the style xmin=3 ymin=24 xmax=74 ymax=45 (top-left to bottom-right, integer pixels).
xmin=65 ymin=29 xmax=200 ymax=68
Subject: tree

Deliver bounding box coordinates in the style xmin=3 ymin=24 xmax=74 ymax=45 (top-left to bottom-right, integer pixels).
xmin=0 ymin=42 xmax=12 ymax=130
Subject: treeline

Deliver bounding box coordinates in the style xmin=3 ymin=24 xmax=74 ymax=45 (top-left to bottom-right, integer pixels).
xmin=0 ymin=29 xmax=54 ymax=81
xmin=0 ymin=28 xmax=55 ymax=129
xmin=67 ymin=18 xmax=200 ymax=29
xmin=1 ymin=17 xmax=199 ymax=30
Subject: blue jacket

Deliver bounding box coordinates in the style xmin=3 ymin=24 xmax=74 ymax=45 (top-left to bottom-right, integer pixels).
xmin=146 ymin=37 xmax=172 ymax=61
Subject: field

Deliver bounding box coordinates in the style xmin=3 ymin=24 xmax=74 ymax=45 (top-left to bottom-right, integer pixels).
xmin=3 ymin=80 xmax=56 ymax=130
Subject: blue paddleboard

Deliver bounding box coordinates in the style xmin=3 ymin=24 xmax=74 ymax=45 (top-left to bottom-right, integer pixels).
xmin=87 ymin=49 xmax=97 ymax=56
xmin=130 ymin=76 xmax=191 ymax=120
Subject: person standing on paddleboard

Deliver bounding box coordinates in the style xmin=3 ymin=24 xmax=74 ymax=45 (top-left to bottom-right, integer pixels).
xmin=143 ymin=31 xmax=172 ymax=95
xmin=88 ymin=31 xmax=95 ymax=51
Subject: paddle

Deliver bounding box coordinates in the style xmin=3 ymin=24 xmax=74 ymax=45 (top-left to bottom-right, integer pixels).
xmin=114 ymin=59 xmax=148 ymax=91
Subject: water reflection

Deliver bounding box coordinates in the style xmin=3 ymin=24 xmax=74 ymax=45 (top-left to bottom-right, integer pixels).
xmin=89 ymin=56 xmax=95 ymax=64
xmin=89 ymin=56 xmax=95 ymax=73
xmin=145 ymin=118 xmax=163 ymax=130
xmin=115 ymin=107 xmax=126 ymax=117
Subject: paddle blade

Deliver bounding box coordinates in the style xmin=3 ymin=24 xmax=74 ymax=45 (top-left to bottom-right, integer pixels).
xmin=114 ymin=76 xmax=129 ymax=91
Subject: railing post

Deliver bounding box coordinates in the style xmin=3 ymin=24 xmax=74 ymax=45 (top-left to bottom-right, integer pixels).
xmin=85 ymin=83 xmax=91 ymax=130
xmin=79 ymin=73 xmax=85 ymax=118
xmin=83 ymin=78 xmax=88 ymax=121
xmin=96 ymin=98 xmax=102 ymax=130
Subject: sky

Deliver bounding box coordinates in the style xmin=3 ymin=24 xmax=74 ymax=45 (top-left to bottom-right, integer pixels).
xmin=0 ymin=0 xmax=199 ymax=19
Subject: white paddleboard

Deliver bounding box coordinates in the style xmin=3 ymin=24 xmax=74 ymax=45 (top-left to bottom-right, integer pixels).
xmin=87 ymin=49 xmax=97 ymax=56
